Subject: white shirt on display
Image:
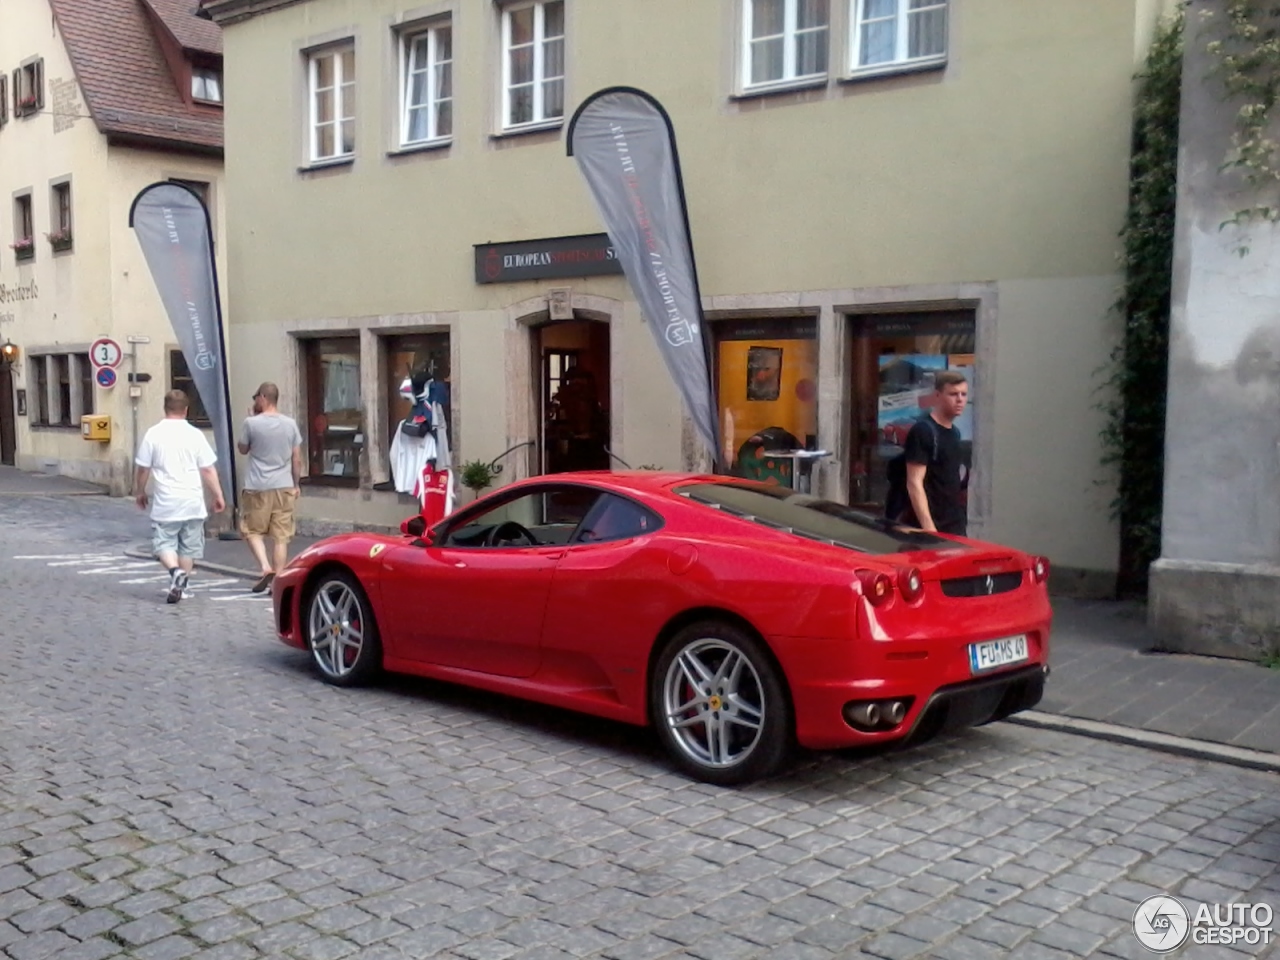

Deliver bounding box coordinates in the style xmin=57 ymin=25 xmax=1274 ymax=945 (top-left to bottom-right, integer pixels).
xmin=136 ymin=418 xmax=217 ymax=522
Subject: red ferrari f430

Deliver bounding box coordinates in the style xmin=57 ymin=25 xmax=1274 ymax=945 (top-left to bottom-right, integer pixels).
xmin=271 ymin=472 xmax=1051 ymax=784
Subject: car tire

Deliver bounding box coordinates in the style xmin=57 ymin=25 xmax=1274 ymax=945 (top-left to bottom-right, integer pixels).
xmin=304 ymin=569 xmax=382 ymax=687
xmin=650 ymin=620 xmax=793 ymax=785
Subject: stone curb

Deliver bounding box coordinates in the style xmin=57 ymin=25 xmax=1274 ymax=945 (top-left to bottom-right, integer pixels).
xmin=124 ymin=545 xmax=258 ymax=581
xmin=1009 ymin=711 xmax=1280 ymax=774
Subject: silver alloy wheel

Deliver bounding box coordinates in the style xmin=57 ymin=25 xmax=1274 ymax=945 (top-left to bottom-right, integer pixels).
xmin=308 ymin=579 xmax=365 ymax=679
xmin=661 ymin=637 xmax=766 ymax=769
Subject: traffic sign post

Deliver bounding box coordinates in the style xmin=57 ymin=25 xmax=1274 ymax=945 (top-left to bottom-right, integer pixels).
xmin=90 ymin=337 xmax=123 ymax=369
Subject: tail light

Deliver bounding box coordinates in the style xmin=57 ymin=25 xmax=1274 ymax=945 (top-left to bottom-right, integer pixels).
xmin=857 ymin=569 xmax=894 ymax=607
xmin=1031 ymin=555 xmax=1050 ymax=584
xmin=898 ymin=566 xmax=924 ymax=604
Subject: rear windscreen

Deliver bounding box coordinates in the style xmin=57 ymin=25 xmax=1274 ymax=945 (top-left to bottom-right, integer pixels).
xmin=675 ymin=482 xmax=962 ymax=555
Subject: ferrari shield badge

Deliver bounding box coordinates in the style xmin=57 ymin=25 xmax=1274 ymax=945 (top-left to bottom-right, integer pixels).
xmin=369 ymin=543 xmax=386 ymax=559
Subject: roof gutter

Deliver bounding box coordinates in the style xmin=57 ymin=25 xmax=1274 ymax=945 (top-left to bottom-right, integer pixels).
xmin=200 ymin=0 xmax=312 ymax=25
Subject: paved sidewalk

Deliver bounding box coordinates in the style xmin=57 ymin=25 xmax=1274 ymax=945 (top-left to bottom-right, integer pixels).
xmin=130 ymin=525 xmax=1280 ymax=768
xmin=0 ymin=463 xmax=109 ymax=495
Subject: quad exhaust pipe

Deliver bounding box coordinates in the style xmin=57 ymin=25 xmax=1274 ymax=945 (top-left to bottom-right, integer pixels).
xmin=844 ymin=698 xmax=912 ymax=732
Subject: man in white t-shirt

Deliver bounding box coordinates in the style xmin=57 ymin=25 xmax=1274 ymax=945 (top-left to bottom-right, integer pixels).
xmin=134 ymin=390 xmax=226 ymax=604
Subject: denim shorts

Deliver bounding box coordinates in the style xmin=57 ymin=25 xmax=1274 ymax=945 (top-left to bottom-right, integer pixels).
xmin=152 ymin=518 xmax=206 ymax=559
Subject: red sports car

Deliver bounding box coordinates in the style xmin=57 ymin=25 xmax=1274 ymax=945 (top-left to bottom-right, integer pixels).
xmin=271 ymin=472 xmax=1051 ymax=784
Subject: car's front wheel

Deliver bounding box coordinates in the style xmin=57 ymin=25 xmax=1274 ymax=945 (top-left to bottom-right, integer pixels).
xmin=651 ymin=621 xmax=792 ymax=784
xmin=305 ymin=570 xmax=382 ymax=686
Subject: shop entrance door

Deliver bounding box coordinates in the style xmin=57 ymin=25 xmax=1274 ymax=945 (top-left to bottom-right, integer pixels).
xmin=536 ymin=318 xmax=610 ymax=475
xmin=0 ymin=364 xmax=14 ymax=466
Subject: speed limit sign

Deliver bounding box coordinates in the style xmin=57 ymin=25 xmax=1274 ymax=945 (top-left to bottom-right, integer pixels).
xmin=90 ymin=337 xmax=123 ymax=369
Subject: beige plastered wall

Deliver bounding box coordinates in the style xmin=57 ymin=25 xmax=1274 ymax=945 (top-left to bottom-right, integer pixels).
xmin=219 ymin=0 xmax=1159 ymax=579
xmin=0 ymin=0 xmax=226 ymax=494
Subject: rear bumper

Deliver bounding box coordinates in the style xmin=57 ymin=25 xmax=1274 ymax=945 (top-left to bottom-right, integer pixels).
xmin=780 ymin=612 xmax=1051 ymax=749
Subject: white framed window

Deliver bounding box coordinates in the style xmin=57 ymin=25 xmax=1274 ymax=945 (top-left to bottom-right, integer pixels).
xmin=401 ymin=20 xmax=453 ymax=145
xmin=192 ymin=66 xmax=223 ymax=103
xmin=308 ymin=45 xmax=356 ymax=162
xmin=500 ymin=0 xmax=564 ymax=129
xmin=850 ymin=0 xmax=947 ymax=73
xmin=743 ymin=0 xmax=829 ymax=89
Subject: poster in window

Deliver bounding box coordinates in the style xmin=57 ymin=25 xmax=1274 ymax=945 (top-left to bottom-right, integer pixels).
xmin=745 ymin=346 xmax=783 ymax=401
xmin=877 ymin=354 xmax=945 ymax=453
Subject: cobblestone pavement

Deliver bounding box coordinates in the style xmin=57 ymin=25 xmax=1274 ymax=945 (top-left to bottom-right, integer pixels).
xmin=1 ymin=496 xmax=1278 ymax=960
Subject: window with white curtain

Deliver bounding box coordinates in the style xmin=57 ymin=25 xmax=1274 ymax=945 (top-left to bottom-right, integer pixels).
xmin=308 ymin=45 xmax=356 ymax=162
xmin=500 ymin=0 xmax=565 ymax=129
xmin=743 ymin=0 xmax=829 ymax=89
xmin=851 ymin=0 xmax=947 ymax=72
xmin=401 ymin=20 xmax=453 ymax=145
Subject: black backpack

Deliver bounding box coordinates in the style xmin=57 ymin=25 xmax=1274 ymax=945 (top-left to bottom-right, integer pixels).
xmin=884 ymin=418 xmax=940 ymax=522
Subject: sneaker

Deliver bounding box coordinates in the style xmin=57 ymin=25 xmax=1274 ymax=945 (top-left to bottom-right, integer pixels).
xmin=167 ymin=570 xmax=189 ymax=604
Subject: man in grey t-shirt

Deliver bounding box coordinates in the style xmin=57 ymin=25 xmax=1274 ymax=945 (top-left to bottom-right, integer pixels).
xmin=237 ymin=382 xmax=303 ymax=592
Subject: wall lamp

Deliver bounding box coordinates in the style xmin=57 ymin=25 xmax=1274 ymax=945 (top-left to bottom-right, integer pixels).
xmin=0 ymin=340 xmax=17 ymax=365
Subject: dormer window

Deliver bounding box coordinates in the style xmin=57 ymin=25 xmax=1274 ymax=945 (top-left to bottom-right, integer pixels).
xmin=192 ymin=66 xmax=222 ymax=104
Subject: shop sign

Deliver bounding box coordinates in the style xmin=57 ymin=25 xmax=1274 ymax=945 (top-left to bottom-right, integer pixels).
xmin=861 ymin=312 xmax=975 ymax=337
xmin=0 ymin=280 xmax=39 ymax=304
xmin=715 ymin=317 xmax=818 ymax=341
xmin=474 ymin=233 xmax=623 ymax=284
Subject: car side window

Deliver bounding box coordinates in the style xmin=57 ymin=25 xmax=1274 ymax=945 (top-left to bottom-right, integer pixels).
xmin=441 ymin=486 xmax=601 ymax=548
xmin=574 ymin=494 xmax=660 ymax=544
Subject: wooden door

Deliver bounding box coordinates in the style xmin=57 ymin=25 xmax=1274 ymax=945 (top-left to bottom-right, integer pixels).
xmin=0 ymin=364 xmax=15 ymax=466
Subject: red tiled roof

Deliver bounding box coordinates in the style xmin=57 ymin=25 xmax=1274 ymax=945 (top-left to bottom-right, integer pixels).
xmin=142 ymin=0 xmax=222 ymax=55
xmin=49 ymin=0 xmax=223 ymax=153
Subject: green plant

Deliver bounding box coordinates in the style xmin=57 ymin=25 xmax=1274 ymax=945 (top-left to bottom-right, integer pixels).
xmin=1203 ymin=0 xmax=1280 ymax=234
xmin=1098 ymin=9 xmax=1183 ymax=594
xmin=459 ymin=458 xmax=496 ymax=493
xmin=1261 ymin=649 xmax=1280 ymax=669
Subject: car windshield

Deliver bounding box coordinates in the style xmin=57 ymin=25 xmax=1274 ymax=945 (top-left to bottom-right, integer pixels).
xmin=675 ymin=482 xmax=962 ymax=555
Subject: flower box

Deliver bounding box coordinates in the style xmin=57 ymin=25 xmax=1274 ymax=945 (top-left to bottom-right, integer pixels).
xmin=46 ymin=230 xmax=72 ymax=252
xmin=10 ymin=238 xmax=34 ymax=261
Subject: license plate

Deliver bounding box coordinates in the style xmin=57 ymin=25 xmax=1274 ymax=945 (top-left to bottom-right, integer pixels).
xmin=969 ymin=635 xmax=1029 ymax=674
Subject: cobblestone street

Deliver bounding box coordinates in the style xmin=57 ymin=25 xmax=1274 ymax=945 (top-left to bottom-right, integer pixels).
xmin=0 ymin=495 xmax=1277 ymax=959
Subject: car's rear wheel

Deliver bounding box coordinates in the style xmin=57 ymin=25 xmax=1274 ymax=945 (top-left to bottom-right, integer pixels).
xmin=651 ymin=621 xmax=792 ymax=784
xmin=305 ymin=570 xmax=382 ymax=686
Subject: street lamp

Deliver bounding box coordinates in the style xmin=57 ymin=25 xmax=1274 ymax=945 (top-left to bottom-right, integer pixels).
xmin=0 ymin=340 xmax=17 ymax=366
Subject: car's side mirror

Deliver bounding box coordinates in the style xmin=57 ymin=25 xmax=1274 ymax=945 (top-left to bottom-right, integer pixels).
xmin=401 ymin=515 xmax=427 ymax=538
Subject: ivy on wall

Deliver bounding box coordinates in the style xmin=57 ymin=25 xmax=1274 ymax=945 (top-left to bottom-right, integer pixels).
xmin=1205 ymin=0 xmax=1280 ymax=231
xmin=1100 ymin=9 xmax=1183 ymax=593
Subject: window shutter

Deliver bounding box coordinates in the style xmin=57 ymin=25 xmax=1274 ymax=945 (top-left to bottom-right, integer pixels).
xmin=0 ymin=75 xmax=8 ymax=125
xmin=11 ymin=69 xmax=18 ymax=115
xmin=34 ymin=59 xmax=44 ymax=110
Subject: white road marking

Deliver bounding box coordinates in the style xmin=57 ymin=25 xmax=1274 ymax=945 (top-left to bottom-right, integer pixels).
xmin=13 ymin=552 xmax=272 ymax=603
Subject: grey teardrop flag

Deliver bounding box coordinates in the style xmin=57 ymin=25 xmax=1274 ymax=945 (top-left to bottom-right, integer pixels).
xmin=129 ymin=182 xmax=237 ymax=508
xmin=568 ymin=87 xmax=721 ymax=463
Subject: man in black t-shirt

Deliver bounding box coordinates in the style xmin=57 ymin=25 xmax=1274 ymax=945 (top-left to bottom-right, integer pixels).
xmin=903 ymin=371 xmax=969 ymax=536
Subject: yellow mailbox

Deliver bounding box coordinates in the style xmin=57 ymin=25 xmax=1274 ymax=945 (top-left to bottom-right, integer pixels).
xmin=81 ymin=415 xmax=111 ymax=442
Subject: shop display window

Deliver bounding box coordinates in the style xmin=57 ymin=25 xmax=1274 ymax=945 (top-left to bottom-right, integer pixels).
xmin=384 ymin=332 xmax=451 ymax=445
xmin=714 ymin=317 xmax=818 ymax=487
xmin=849 ymin=311 xmax=975 ymax=509
xmin=304 ymin=337 xmax=362 ymax=483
